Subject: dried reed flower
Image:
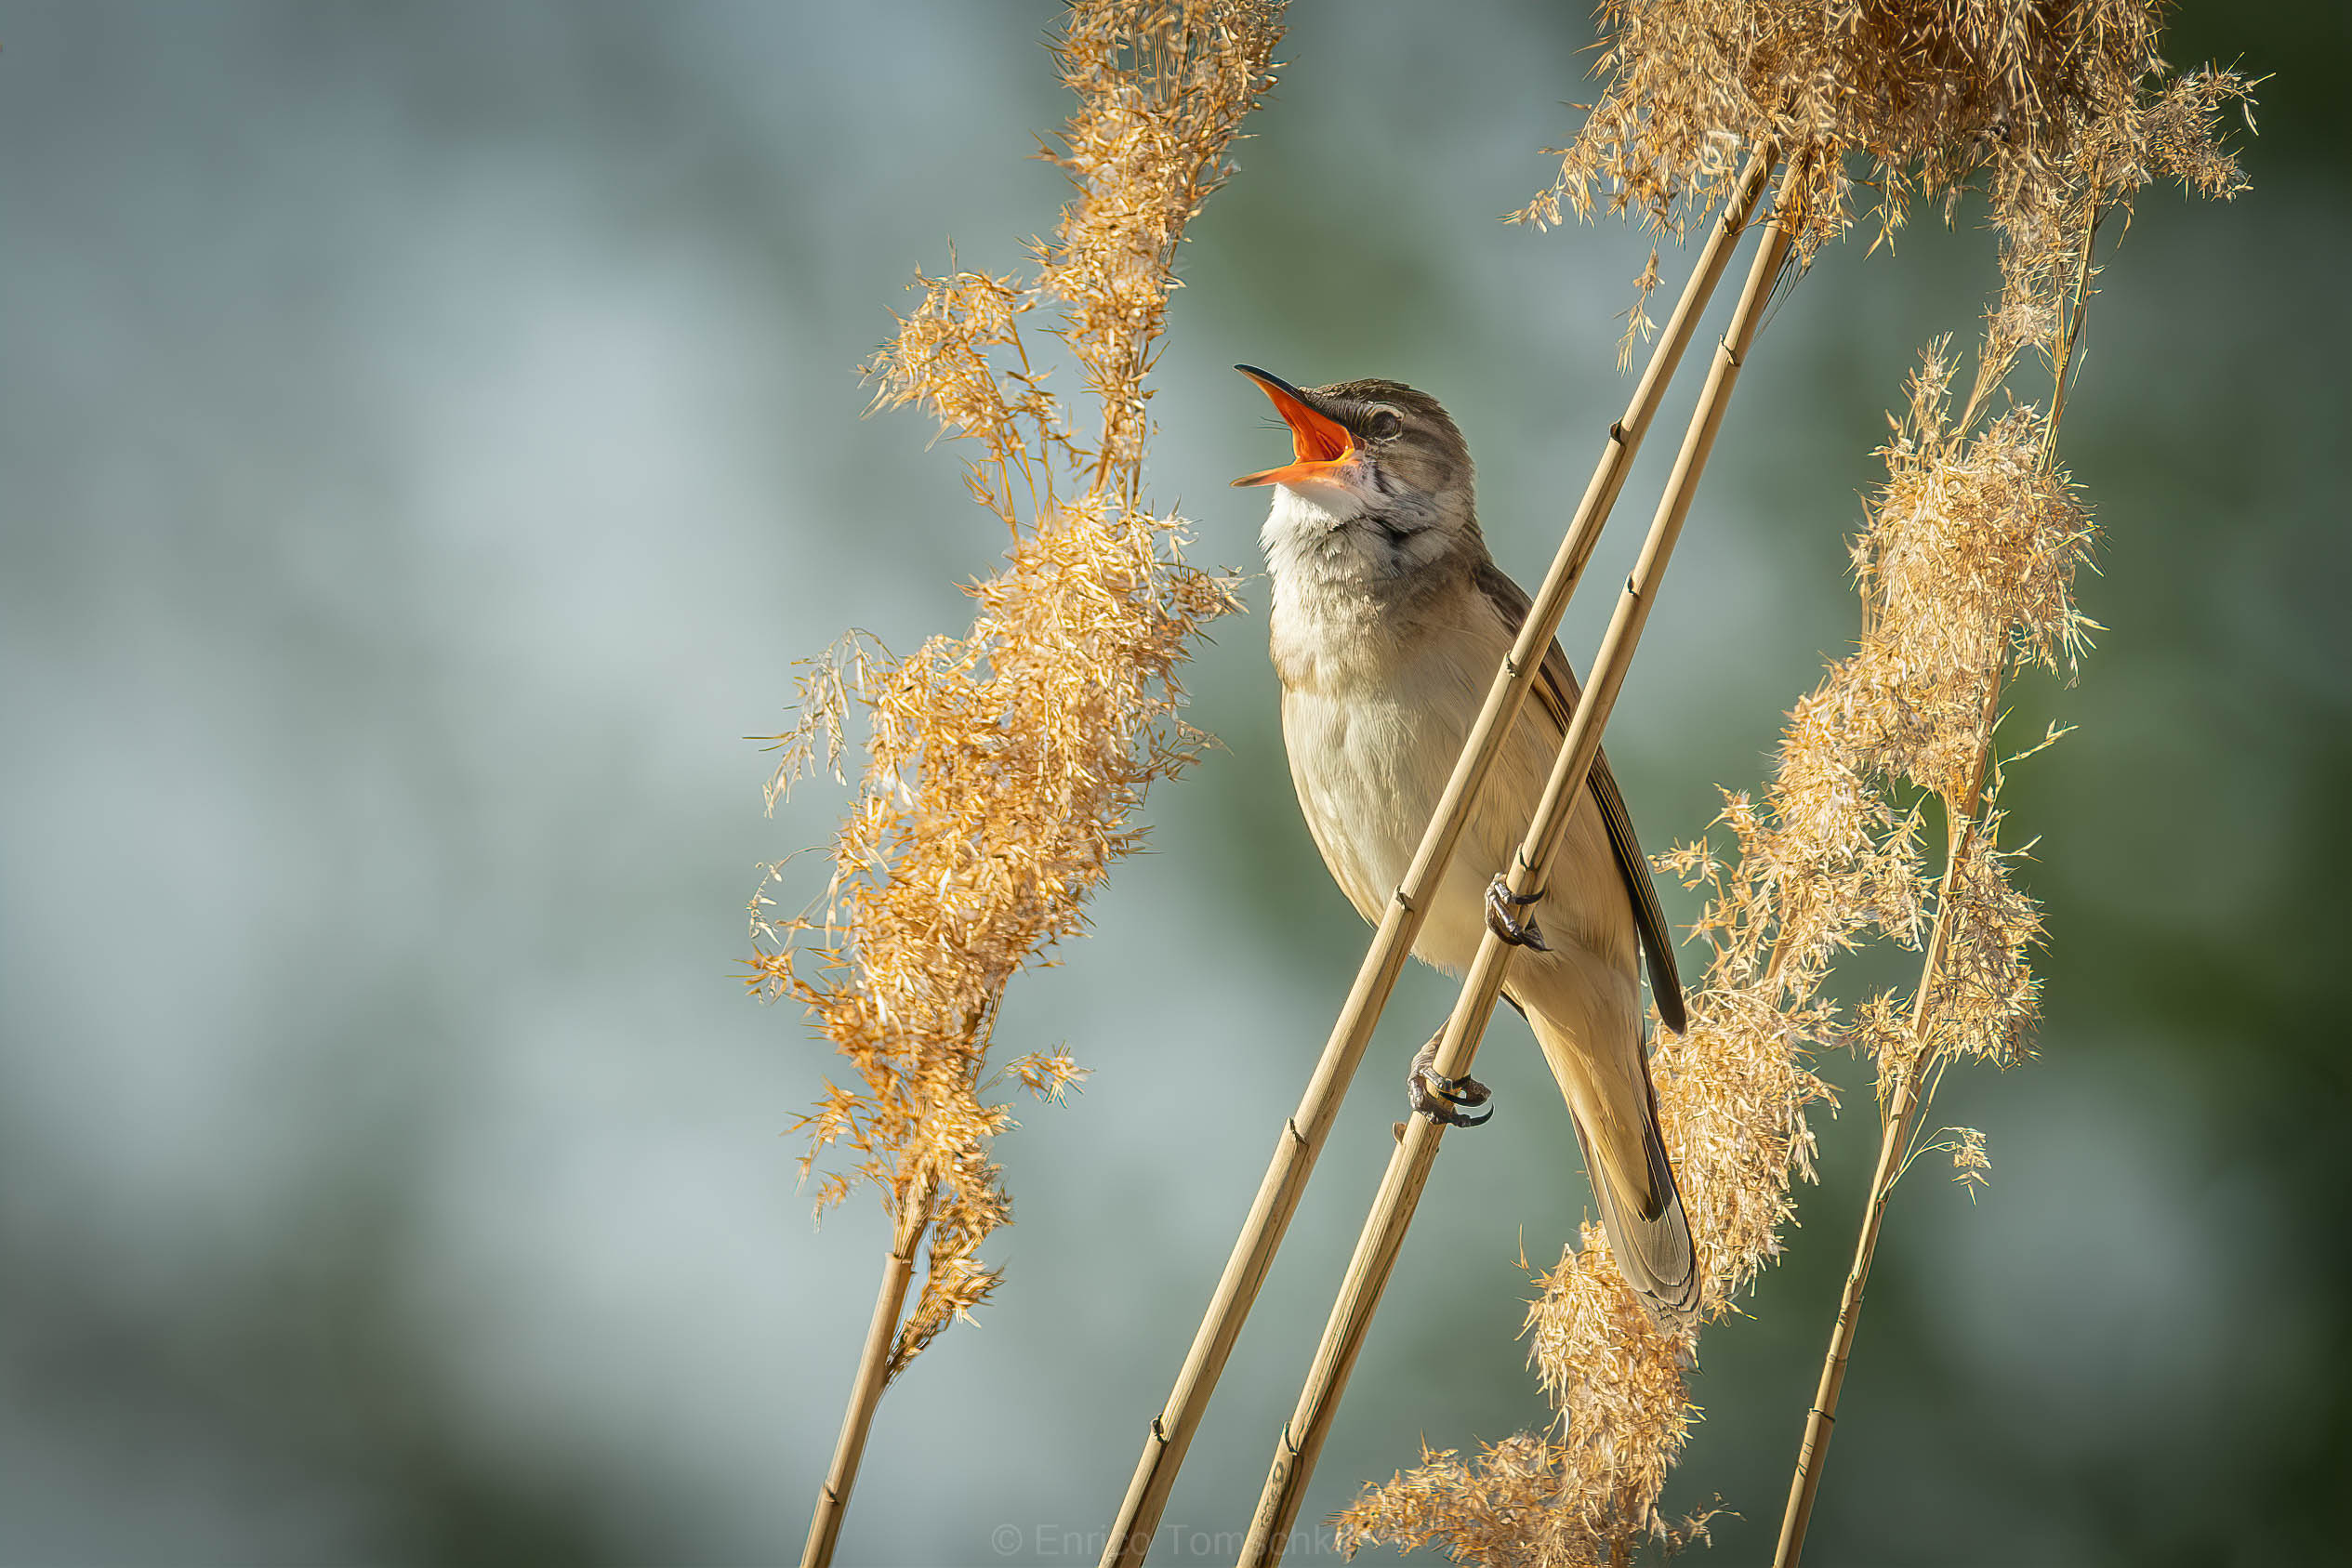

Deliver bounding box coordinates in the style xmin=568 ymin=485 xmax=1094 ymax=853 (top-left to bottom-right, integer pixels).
xmin=1519 ymin=0 xmax=2253 ymax=313
xmin=772 ymin=9 xmax=1282 ymax=1560
xmin=1916 ymin=1123 xmax=1992 ymax=1198
xmin=762 ymin=0 xmax=1277 ymax=1370
xmin=1340 ymin=7 xmax=2249 ymax=1559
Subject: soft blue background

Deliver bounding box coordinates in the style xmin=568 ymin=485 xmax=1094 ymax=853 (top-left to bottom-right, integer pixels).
xmin=1 ymin=3 xmax=2343 ymax=1564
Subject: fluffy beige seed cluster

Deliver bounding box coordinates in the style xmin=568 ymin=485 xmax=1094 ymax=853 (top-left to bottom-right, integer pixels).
xmin=752 ymin=0 xmax=1281 ymax=1377
xmin=1047 ymin=1 xmax=1286 ymax=503
xmin=1526 ymin=0 xmax=2253 ymax=369
xmin=1341 ymin=4 xmax=2248 ymax=1558
xmin=1524 ymin=0 xmax=2182 ymax=249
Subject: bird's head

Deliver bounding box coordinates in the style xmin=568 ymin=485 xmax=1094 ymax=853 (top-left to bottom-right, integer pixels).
xmin=1232 ymin=366 xmax=1476 ymax=580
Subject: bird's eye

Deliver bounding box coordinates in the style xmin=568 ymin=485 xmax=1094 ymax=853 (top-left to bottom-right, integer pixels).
xmin=1367 ymin=408 xmax=1402 ymax=441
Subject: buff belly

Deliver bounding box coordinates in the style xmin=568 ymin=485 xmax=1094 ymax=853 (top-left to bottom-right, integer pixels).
xmin=1278 ymin=647 xmax=1635 ymax=989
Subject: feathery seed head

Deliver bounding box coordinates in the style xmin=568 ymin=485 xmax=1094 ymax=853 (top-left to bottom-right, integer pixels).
xmin=758 ymin=0 xmax=1280 ymax=1377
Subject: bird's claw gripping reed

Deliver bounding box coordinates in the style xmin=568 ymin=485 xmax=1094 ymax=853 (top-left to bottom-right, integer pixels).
xmin=1407 ymin=1036 xmax=1493 ymax=1129
xmin=1483 ymin=875 xmax=1551 ymax=951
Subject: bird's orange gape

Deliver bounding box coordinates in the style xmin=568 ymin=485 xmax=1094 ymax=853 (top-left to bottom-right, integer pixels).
xmin=1231 ymin=364 xmax=1354 ymax=488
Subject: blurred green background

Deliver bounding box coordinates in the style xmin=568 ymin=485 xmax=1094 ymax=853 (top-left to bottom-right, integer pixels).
xmin=1 ymin=3 xmax=2343 ymax=1564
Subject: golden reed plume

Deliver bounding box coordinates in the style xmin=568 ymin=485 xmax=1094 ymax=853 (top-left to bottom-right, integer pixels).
xmin=1338 ymin=4 xmax=2251 ymax=1562
xmin=755 ymin=5 xmax=1285 ymax=1562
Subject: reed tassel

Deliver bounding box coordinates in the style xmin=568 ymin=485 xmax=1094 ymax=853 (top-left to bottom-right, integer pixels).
xmin=769 ymin=6 xmax=1286 ymax=1560
xmin=801 ymin=1181 xmax=932 ymax=1568
xmin=1092 ymin=152 xmax=1774 ymax=1568
xmin=1772 ymin=204 xmax=2107 ymax=1568
xmin=1237 ymin=156 xmax=1807 ymax=1568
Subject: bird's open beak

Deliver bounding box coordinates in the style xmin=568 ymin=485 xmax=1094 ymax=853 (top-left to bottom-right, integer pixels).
xmin=1231 ymin=364 xmax=1355 ymax=489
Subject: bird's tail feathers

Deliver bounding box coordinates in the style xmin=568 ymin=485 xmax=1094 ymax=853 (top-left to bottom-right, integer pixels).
xmin=1571 ymin=1104 xmax=1703 ymax=1332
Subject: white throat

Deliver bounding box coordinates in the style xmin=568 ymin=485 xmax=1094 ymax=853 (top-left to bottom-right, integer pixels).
xmin=1259 ymin=479 xmax=1460 ymax=691
xmin=1258 ymin=481 xmax=1451 ymax=591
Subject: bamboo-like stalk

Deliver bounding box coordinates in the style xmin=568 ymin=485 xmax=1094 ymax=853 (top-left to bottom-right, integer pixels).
xmin=1092 ymin=152 xmax=1774 ymax=1568
xmin=802 ymin=1185 xmax=932 ymax=1568
xmin=1238 ymin=158 xmax=1808 ymax=1568
xmin=1768 ymin=673 xmax=2002 ymax=1568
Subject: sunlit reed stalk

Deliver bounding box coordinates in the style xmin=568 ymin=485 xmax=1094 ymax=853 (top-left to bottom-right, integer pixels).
xmin=751 ymin=6 xmax=1284 ymax=1561
xmin=1239 ymin=155 xmax=1808 ymax=1568
xmin=802 ymin=1176 xmax=931 ymax=1568
xmin=1334 ymin=5 xmax=2252 ymax=1562
xmin=1096 ymin=151 xmax=1772 ymax=1568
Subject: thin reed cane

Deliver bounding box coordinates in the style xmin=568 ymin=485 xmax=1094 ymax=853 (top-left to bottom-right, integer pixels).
xmin=1238 ymin=157 xmax=1807 ymax=1568
xmin=1093 ymin=152 xmax=1775 ymax=1568
xmin=1768 ymin=672 xmax=2002 ymax=1568
xmin=803 ymin=1179 xmax=932 ymax=1568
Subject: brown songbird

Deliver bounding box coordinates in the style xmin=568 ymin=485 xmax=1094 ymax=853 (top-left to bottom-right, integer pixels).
xmin=1233 ymin=365 xmax=1698 ymax=1326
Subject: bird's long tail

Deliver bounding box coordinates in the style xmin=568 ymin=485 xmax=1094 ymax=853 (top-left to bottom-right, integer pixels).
xmin=1569 ymin=1096 xmax=1702 ymax=1330
xmin=1522 ymin=993 xmax=1703 ymax=1330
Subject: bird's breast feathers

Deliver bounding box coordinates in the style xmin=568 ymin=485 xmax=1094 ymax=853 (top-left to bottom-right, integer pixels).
xmin=1281 ymin=676 xmax=1462 ymax=924
xmin=1273 ymin=561 xmax=1633 ymax=979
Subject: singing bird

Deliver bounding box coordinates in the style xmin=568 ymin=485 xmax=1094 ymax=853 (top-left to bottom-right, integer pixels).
xmin=1233 ymin=365 xmax=1699 ymax=1326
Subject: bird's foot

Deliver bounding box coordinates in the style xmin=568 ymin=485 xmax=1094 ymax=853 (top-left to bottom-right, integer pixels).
xmin=1484 ymin=875 xmax=1549 ymax=951
xmin=1406 ymin=1034 xmax=1492 ymax=1130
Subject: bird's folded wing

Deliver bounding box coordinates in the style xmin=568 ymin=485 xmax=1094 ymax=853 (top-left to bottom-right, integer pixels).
xmin=1474 ymin=561 xmax=1688 ymax=1034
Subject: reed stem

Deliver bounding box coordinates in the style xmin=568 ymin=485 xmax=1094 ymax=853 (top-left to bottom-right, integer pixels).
xmin=1092 ymin=152 xmax=1775 ymax=1568
xmin=1769 ymin=671 xmax=2002 ymax=1568
xmin=802 ymin=1184 xmax=932 ymax=1568
xmin=1237 ymin=156 xmax=1808 ymax=1568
